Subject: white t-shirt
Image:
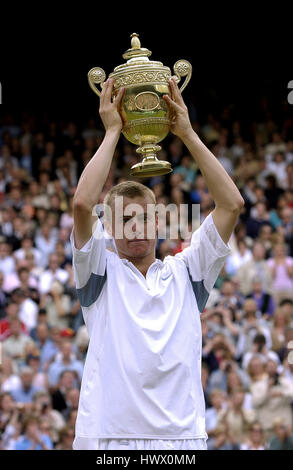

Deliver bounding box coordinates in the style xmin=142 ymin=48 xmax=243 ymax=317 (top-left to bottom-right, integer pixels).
xmin=70 ymin=211 xmax=231 ymax=439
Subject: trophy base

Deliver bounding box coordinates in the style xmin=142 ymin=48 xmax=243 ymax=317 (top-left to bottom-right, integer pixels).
xmin=130 ymin=144 xmax=173 ymax=178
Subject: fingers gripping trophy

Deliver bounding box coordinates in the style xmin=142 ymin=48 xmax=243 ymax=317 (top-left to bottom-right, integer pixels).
xmin=88 ymin=33 xmax=192 ymax=178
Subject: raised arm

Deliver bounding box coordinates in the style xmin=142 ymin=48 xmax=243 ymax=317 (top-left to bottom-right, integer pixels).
xmin=163 ymin=78 xmax=244 ymax=244
xmin=73 ymin=79 xmax=125 ymax=249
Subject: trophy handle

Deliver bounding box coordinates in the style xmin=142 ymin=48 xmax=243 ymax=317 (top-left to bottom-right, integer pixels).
xmin=173 ymin=60 xmax=192 ymax=93
xmin=88 ymin=67 xmax=107 ymax=97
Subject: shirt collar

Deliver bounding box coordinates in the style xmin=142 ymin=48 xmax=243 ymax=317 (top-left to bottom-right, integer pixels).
xmin=121 ymin=258 xmax=163 ymax=267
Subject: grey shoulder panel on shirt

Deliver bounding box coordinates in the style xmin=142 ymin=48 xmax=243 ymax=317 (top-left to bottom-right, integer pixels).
xmin=76 ymin=269 xmax=107 ymax=307
xmin=186 ymin=267 xmax=209 ymax=314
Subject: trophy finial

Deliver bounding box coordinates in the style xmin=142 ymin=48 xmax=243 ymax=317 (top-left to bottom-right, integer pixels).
xmin=130 ymin=33 xmax=141 ymax=49
xmin=123 ymin=33 xmax=151 ymax=60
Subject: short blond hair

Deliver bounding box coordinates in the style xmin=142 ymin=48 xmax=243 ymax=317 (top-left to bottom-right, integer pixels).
xmin=103 ymin=181 xmax=156 ymax=210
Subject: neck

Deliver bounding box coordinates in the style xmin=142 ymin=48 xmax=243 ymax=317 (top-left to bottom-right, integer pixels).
xmin=120 ymin=252 xmax=156 ymax=278
xmin=131 ymin=257 xmax=156 ymax=278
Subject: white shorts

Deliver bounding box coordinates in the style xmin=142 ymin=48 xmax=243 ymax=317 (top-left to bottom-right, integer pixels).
xmin=73 ymin=437 xmax=207 ymax=450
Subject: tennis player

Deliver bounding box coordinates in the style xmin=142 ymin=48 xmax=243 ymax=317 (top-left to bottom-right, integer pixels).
xmin=71 ymin=77 xmax=244 ymax=450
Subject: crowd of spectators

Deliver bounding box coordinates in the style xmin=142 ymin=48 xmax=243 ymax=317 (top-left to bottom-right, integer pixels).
xmin=0 ymin=99 xmax=293 ymax=450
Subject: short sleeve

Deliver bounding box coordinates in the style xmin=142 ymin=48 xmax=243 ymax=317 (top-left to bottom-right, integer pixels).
xmin=174 ymin=211 xmax=231 ymax=312
xmin=70 ymin=217 xmax=107 ymax=307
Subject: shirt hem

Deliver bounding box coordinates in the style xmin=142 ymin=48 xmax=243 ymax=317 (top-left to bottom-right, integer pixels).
xmin=75 ymin=433 xmax=207 ymax=440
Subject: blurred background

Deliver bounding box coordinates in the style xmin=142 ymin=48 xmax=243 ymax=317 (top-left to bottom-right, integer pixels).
xmin=1 ymin=21 xmax=293 ymax=450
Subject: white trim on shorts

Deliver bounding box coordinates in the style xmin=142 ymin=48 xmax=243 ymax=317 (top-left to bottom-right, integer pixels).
xmin=73 ymin=436 xmax=207 ymax=450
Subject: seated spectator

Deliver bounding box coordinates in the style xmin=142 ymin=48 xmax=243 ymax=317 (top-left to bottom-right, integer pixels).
xmin=51 ymin=370 xmax=77 ymax=414
xmin=173 ymin=155 xmax=196 ymax=188
xmin=39 ymin=280 xmax=71 ymax=330
xmin=236 ymin=299 xmax=272 ymax=359
xmin=203 ymin=332 xmax=236 ymax=374
xmin=0 ymin=301 xmax=27 ymax=341
xmin=257 ymin=223 xmax=273 ymax=258
xmin=55 ymin=240 xmax=72 ymax=269
xmin=242 ymin=333 xmax=280 ymax=371
xmin=62 ymin=387 xmax=80 ymax=421
xmin=2 ymin=318 xmax=35 ymax=366
xmin=29 ymin=308 xmax=48 ymax=341
xmin=59 ymin=195 xmax=74 ymax=230
xmin=202 ymin=306 xmax=239 ymax=347
xmin=47 ymin=340 xmax=83 ymax=388
xmin=279 ymin=298 xmax=293 ymax=320
xmin=13 ymin=235 xmax=43 ymax=268
xmin=236 ymin=241 xmax=272 ymax=296
xmin=35 ymin=223 xmax=57 ymax=269
xmin=24 ymin=250 xmax=44 ymax=284
xmin=32 ymin=391 xmax=65 ymax=445
xmin=267 ymin=242 xmax=293 ymax=305
xmin=217 ymin=386 xmax=256 ymax=447
xmin=246 ymin=201 xmax=270 ymax=239
xmin=205 ymin=389 xmax=227 ymax=445
xmin=33 ymin=322 xmax=59 ymax=369
xmin=207 ymin=422 xmax=240 ymax=450
xmin=0 ymin=241 xmax=15 ymax=276
xmin=247 ymin=354 xmax=268 ymax=387
xmin=189 ymin=174 xmax=208 ymax=204
xmin=270 ymin=308 xmax=291 ymax=356
xmin=247 ymin=275 xmax=275 ymax=318
xmin=269 ymin=193 xmax=287 ymax=229
xmin=278 ymin=206 xmax=293 ymax=246
xmin=225 ymin=239 xmax=252 ymax=277
xmin=39 ymin=253 xmax=69 ymax=295
xmin=206 ymin=338 xmax=250 ymax=394
xmin=11 ymin=288 xmax=38 ymax=333
xmin=11 ymin=367 xmax=44 ymax=406
xmin=240 ymin=421 xmax=266 ymax=450
xmin=267 ymin=152 xmax=288 ymax=189
xmin=26 ymin=352 xmax=48 ymax=390
xmin=54 ymin=425 xmax=75 ymax=450
xmin=268 ymin=417 xmax=293 ymax=450
xmin=0 ymin=357 xmax=21 ymax=393
xmin=15 ymin=265 xmax=39 ymax=293
xmin=216 ymin=279 xmax=243 ymax=312
xmin=14 ymin=415 xmax=53 ymax=450
xmin=226 ymin=369 xmax=253 ymax=410
xmin=250 ymin=357 xmax=293 ymax=439
xmin=0 ymin=392 xmax=22 ymax=450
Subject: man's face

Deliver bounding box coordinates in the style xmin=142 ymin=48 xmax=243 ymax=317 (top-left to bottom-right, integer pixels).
xmin=253 ymin=243 xmax=265 ymax=260
xmin=49 ymin=255 xmax=59 ymax=271
xmin=21 ymin=372 xmax=33 ymax=388
xmin=61 ymin=371 xmax=75 ymax=389
xmin=62 ymin=342 xmax=72 ymax=359
xmin=107 ymin=196 xmax=158 ymax=260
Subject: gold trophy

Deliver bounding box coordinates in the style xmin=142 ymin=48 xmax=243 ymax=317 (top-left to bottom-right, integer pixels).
xmin=88 ymin=33 xmax=192 ymax=178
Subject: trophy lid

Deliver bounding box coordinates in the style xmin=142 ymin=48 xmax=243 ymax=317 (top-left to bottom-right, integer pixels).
xmin=122 ymin=33 xmax=152 ymax=61
xmin=111 ymin=33 xmax=165 ymax=74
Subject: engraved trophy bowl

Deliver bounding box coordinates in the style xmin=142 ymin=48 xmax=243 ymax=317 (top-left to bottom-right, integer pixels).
xmin=88 ymin=33 xmax=192 ymax=178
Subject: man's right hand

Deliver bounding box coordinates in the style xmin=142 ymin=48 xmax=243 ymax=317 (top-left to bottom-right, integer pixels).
xmin=99 ymin=78 xmax=125 ymax=134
